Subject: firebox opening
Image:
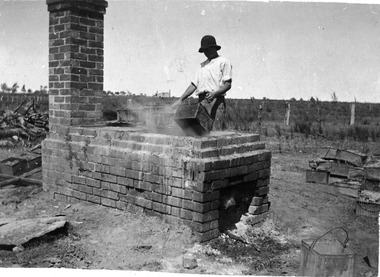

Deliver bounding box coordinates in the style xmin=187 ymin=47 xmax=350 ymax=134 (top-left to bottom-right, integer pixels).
xmin=218 ymin=183 xmax=255 ymax=232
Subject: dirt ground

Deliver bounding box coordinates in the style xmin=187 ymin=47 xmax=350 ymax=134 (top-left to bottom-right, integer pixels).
xmin=0 ymin=139 xmax=378 ymax=276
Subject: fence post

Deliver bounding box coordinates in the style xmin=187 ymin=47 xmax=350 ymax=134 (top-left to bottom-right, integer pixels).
xmin=258 ymin=104 xmax=263 ymax=134
xmin=284 ymin=102 xmax=290 ymax=126
xmin=350 ymin=103 xmax=355 ymax=125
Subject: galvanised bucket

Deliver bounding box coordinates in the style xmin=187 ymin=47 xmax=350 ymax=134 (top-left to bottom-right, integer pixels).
xmin=299 ymin=227 xmax=356 ymax=277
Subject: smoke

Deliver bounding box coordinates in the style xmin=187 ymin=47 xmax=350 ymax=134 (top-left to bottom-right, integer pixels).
xmin=120 ymin=103 xmax=185 ymax=136
xmin=117 ymin=101 xmax=212 ymax=137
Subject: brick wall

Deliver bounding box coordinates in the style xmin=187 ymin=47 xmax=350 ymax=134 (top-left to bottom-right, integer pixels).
xmin=47 ymin=0 xmax=107 ymax=127
xmin=42 ymin=128 xmax=271 ymax=242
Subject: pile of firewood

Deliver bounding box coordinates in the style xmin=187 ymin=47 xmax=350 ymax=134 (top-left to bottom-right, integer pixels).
xmin=0 ymin=99 xmax=48 ymax=147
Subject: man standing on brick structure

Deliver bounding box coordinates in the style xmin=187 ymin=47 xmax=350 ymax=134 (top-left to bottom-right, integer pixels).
xmin=172 ymin=35 xmax=232 ymax=130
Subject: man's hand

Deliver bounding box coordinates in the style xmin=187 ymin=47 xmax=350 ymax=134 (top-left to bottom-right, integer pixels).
xmin=204 ymin=82 xmax=231 ymax=102
xmin=205 ymin=91 xmax=216 ymax=102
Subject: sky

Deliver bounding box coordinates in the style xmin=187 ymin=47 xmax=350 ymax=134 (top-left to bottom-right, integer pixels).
xmin=0 ymin=0 xmax=379 ymax=103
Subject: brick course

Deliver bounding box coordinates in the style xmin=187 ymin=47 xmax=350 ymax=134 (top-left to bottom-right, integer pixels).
xmin=43 ymin=128 xmax=271 ymax=242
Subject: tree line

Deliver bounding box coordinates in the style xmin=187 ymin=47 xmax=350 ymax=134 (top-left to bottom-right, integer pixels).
xmin=0 ymin=82 xmax=48 ymax=94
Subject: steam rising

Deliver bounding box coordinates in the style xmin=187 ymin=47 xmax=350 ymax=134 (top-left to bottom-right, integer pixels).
xmin=118 ymin=103 xmax=186 ymax=136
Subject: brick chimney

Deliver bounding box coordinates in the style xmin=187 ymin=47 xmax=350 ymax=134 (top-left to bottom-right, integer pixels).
xmin=46 ymin=0 xmax=108 ymax=127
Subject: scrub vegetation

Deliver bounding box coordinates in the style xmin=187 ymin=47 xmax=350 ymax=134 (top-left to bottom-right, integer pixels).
xmin=101 ymin=95 xmax=380 ymax=143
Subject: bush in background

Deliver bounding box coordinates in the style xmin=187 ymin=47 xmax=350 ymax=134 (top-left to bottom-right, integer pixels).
xmin=1 ymin=93 xmax=380 ymax=143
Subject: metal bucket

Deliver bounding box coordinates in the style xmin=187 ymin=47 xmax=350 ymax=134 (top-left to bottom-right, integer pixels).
xmin=299 ymin=227 xmax=356 ymax=277
xmin=173 ymin=103 xmax=213 ymax=136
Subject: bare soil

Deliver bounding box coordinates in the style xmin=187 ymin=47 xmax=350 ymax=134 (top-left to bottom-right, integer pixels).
xmin=0 ymin=139 xmax=378 ymax=276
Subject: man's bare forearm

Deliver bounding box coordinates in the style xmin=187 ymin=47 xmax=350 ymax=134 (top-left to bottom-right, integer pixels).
xmin=179 ymin=83 xmax=197 ymax=101
xmin=206 ymin=82 xmax=231 ymax=101
xmin=171 ymin=83 xmax=197 ymax=110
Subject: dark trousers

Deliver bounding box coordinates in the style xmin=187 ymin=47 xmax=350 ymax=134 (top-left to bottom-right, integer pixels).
xmin=198 ymin=95 xmax=226 ymax=130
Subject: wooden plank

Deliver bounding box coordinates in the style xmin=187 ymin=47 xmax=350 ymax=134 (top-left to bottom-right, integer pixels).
xmin=0 ymin=176 xmax=19 ymax=188
xmin=330 ymin=162 xmax=354 ymax=178
xmin=18 ymin=177 xmax=42 ymax=185
xmin=364 ymin=167 xmax=380 ymax=181
xmin=306 ymin=170 xmax=330 ymax=184
xmin=0 ymin=167 xmax=42 ymax=188
xmin=323 ymin=148 xmax=367 ymax=167
xmin=336 ymin=149 xmax=367 ymax=167
xmin=335 ymin=181 xmax=361 ymax=198
xmin=20 ymin=167 xmax=42 ymax=178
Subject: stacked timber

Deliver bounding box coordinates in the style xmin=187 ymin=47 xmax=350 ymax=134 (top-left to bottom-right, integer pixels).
xmin=307 ymin=147 xmax=380 ymax=217
xmin=0 ymin=99 xmax=48 ymax=146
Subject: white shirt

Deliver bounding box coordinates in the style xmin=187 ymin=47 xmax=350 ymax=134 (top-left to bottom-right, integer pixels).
xmin=192 ymin=56 xmax=232 ymax=96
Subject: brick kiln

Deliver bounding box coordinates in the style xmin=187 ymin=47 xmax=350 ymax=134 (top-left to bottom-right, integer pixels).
xmin=43 ymin=0 xmax=272 ymax=242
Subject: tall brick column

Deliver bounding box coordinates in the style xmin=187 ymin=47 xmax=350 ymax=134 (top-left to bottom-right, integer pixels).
xmin=47 ymin=0 xmax=108 ymax=127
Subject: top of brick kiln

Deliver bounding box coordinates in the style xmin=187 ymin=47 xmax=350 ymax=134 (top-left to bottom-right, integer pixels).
xmin=86 ymin=126 xmax=259 ymax=147
xmin=67 ymin=126 xmax=264 ymax=158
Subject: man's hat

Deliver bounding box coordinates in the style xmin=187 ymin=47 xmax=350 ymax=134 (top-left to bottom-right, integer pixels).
xmin=198 ymin=35 xmax=221 ymax=53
